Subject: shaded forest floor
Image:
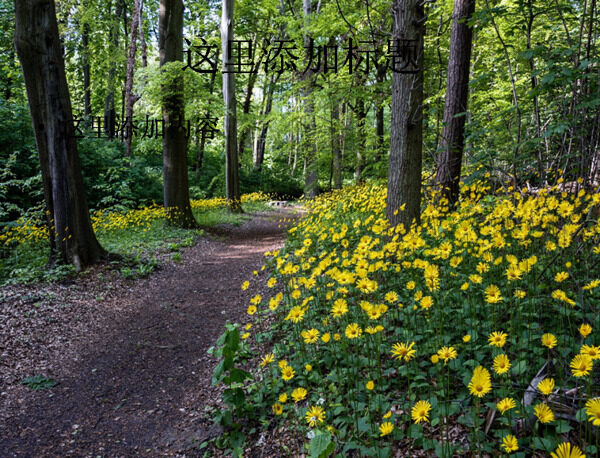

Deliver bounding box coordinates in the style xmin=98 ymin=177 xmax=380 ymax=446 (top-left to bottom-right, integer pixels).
xmin=0 ymin=208 xmax=302 ymax=457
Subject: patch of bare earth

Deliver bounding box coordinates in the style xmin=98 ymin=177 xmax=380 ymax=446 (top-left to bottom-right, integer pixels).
xmin=0 ymin=208 xmax=303 ymax=457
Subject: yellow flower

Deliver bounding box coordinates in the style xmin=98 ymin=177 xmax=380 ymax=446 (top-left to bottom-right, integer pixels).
xmin=488 ymin=331 xmax=508 ymax=348
xmin=333 ymin=333 xmax=341 ymax=341
xmin=366 ymin=380 xmax=375 ymax=390
xmin=321 ymin=333 xmax=331 ymax=343
xmin=391 ymin=341 xmax=416 ymax=362
xmin=406 ymin=281 xmax=416 ymax=290
xmin=279 ymin=393 xmax=287 ymax=403
xmin=250 ymin=294 xmax=262 ymax=305
xmin=534 ymin=402 xmax=555 ymax=423
xmin=580 ymin=345 xmax=600 ymax=360
xmin=554 ymin=271 xmax=569 ymax=282
xmin=496 ymin=397 xmax=516 ymax=414
xmin=501 ymin=434 xmax=518 ymax=453
xmin=468 ymin=366 xmax=491 ymax=398
xmin=514 ymin=289 xmax=526 ymax=298
xmin=462 ymin=334 xmax=471 ymax=343
xmin=241 ymin=280 xmax=250 ymax=290
xmin=420 ymin=295 xmax=434 ymax=309
xmin=305 ymin=405 xmax=325 ymax=427
xmin=247 ymin=305 xmax=257 ymax=315
xmin=301 ymin=328 xmax=320 ymax=344
xmin=585 ymin=398 xmax=600 ymax=426
xmin=383 ymin=410 xmax=392 ymax=419
xmin=542 ymin=333 xmax=558 ymax=349
xmin=284 ymin=306 xmax=305 ymax=323
xmin=411 ymin=400 xmax=432 ymax=424
xmin=550 ymin=442 xmax=586 ymax=458
xmin=272 ymin=403 xmax=283 ymax=415
xmin=379 ymin=421 xmax=394 ymax=436
xmin=267 ymin=277 xmax=277 ymax=287
xmin=579 ymin=323 xmax=593 ymax=337
xmin=437 ymin=346 xmax=457 ymax=363
xmin=537 ymin=378 xmax=555 ymax=395
xmin=484 ymin=284 xmax=503 ymax=303
xmin=385 ymin=291 xmax=398 ymax=303
xmin=260 ymin=352 xmax=274 ymax=368
xmin=281 ymin=365 xmax=295 ymax=381
xmin=570 ymin=354 xmax=593 ymax=377
xmin=241 ymin=332 xmax=250 ymax=339
xmin=493 ymin=354 xmax=511 ymax=375
xmin=345 ymin=323 xmax=362 ymax=339
xmin=291 ymin=387 xmax=307 ymax=402
xmin=331 ymin=298 xmax=348 ymax=318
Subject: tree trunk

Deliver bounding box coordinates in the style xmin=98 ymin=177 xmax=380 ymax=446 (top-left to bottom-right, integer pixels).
xmin=124 ymin=0 xmax=141 ymax=156
xmin=81 ymin=4 xmax=91 ymax=120
xmin=238 ymin=38 xmax=258 ymax=157
xmin=386 ymin=0 xmax=425 ymax=228
xmin=139 ymin=0 xmax=147 ymax=67
xmin=302 ymin=0 xmax=318 ymax=198
xmin=375 ymin=63 xmax=386 ymax=162
xmin=14 ymin=0 xmax=107 ymax=269
xmin=104 ymin=0 xmax=122 ymax=139
xmin=434 ymin=0 xmax=475 ymax=208
xmin=354 ymin=97 xmax=367 ymax=184
xmin=254 ymin=73 xmax=279 ymax=170
xmin=331 ymin=101 xmax=342 ymax=189
xmin=221 ymin=0 xmax=242 ymax=212
xmin=159 ymin=0 xmax=197 ymax=227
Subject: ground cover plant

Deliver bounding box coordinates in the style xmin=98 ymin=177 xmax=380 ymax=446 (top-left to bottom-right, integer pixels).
xmin=0 ymin=192 xmax=270 ymax=284
xmin=218 ymin=176 xmax=600 ymax=457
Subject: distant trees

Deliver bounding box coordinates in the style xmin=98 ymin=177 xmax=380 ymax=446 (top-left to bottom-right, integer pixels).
xmin=14 ymin=0 xmax=107 ymax=268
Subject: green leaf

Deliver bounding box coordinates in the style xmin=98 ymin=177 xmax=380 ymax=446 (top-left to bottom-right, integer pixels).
xmin=309 ymin=431 xmax=334 ymax=458
xmin=21 ymin=375 xmax=57 ymax=390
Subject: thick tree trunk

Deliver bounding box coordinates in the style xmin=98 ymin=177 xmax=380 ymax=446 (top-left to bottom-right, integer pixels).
xmin=434 ymin=0 xmax=475 ymax=208
xmin=14 ymin=0 xmax=107 ymax=269
xmin=124 ymin=0 xmax=141 ymax=156
xmin=386 ymin=0 xmax=425 ymax=228
xmin=160 ymin=0 xmax=197 ymax=227
xmin=221 ymin=0 xmax=242 ymax=212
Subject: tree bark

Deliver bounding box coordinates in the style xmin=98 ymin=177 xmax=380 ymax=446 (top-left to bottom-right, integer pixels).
xmin=104 ymin=0 xmax=122 ymax=139
xmin=354 ymin=97 xmax=367 ymax=184
xmin=221 ymin=0 xmax=242 ymax=212
xmin=159 ymin=0 xmax=197 ymax=227
xmin=434 ymin=0 xmax=475 ymax=208
xmin=331 ymin=101 xmax=342 ymax=189
xmin=254 ymin=73 xmax=279 ymax=170
xmin=124 ymin=0 xmax=141 ymax=156
xmin=81 ymin=3 xmax=91 ymax=120
xmin=14 ymin=0 xmax=107 ymax=269
xmin=302 ymin=0 xmax=318 ymax=198
xmin=386 ymin=0 xmax=425 ymax=228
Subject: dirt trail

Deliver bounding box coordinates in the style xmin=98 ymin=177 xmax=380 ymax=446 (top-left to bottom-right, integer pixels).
xmin=0 ymin=209 xmax=299 ymax=457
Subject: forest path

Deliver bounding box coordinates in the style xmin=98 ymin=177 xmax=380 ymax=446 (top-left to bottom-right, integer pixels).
xmin=0 ymin=208 xmax=300 ymax=457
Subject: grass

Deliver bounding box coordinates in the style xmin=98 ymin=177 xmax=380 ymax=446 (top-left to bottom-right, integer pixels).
xmin=0 ymin=196 xmax=272 ymax=285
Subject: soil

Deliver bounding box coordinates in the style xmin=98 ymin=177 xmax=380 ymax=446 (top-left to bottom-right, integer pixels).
xmin=0 ymin=208 xmax=303 ymax=457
